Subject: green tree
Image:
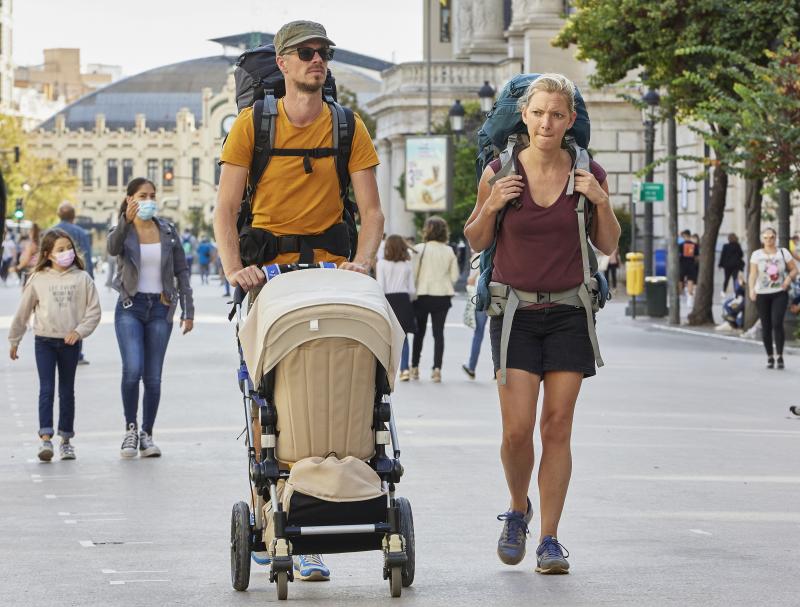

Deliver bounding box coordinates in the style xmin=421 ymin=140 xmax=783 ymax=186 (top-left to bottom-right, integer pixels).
xmin=554 ymin=0 xmax=799 ymax=325
xmin=0 ymin=114 xmax=78 ymax=227
xmin=337 ymin=85 xmax=376 ymax=139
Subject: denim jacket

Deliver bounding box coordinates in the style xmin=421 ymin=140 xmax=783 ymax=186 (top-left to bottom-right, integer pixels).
xmin=107 ymin=215 xmax=194 ymax=321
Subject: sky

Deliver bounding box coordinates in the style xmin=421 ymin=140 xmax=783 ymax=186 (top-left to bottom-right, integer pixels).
xmin=13 ymin=0 xmax=424 ymax=77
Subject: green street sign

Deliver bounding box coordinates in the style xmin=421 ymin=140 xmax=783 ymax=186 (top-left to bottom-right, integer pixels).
xmin=639 ymin=182 xmax=664 ymax=202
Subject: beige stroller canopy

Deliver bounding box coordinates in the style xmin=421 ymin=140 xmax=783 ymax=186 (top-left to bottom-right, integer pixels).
xmin=239 ymin=269 xmax=406 ymax=391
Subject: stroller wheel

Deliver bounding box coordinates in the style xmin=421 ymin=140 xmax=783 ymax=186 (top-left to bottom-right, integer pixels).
xmin=389 ymin=566 xmax=402 ymax=597
xmin=276 ymin=571 xmax=289 ymax=600
xmin=230 ymin=501 xmax=252 ymax=591
xmin=396 ymin=497 xmax=415 ymax=587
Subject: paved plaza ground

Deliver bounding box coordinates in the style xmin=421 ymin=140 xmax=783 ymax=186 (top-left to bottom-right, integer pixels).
xmin=1 ymin=274 xmax=798 ymax=606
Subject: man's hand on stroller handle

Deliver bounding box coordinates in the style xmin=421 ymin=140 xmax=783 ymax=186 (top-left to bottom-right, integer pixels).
xmin=228 ymin=265 xmax=267 ymax=293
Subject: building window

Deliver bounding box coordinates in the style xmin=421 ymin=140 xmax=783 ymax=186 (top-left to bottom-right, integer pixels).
xmin=214 ymin=158 xmax=221 ymax=186
xmin=67 ymin=158 xmax=78 ymax=176
xmin=147 ymin=159 xmax=159 ymax=184
xmin=440 ymin=0 xmax=451 ymax=43
xmin=162 ymin=159 xmax=174 ymax=186
xmin=81 ymin=159 xmax=93 ymax=188
xmin=122 ymin=159 xmax=133 ymax=185
xmin=107 ymin=159 xmax=118 ymax=188
xmin=192 ymin=158 xmax=200 ymax=186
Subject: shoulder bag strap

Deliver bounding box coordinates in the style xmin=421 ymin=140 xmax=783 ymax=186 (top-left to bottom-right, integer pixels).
xmin=415 ymin=244 xmax=427 ymax=284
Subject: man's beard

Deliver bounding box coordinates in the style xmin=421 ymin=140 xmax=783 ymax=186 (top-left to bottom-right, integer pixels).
xmin=295 ymin=79 xmax=324 ymax=94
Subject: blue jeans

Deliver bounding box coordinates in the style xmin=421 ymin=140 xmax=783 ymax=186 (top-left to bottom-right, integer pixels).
xmin=467 ymin=310 xmax=488 ymax=372
xmin=114 ymin=293 xmax=173 ymax=434
xmin=34 ymin=336 xmax=80 ymax=438
xmin=400 ymin=337 xmax=410 ymax=371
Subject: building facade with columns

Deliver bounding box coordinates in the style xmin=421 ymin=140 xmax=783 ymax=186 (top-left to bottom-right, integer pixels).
xmin=368 ymin=0 xmax=792 ymax=250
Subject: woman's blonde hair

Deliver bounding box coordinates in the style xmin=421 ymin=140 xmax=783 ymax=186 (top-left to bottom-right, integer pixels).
xmin=517 ymin=73 xmax=577 ymax=114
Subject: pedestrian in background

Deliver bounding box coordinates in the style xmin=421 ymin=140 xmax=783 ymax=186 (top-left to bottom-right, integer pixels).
xmin=462 ymin=252 xmax=488 ymax=379
xmin=679 ymin=229 xmax=699 ymax=308
xmin=376 ymin=234 xmax=416 ymax=382
xmin=196 ymin=235 xmax=214 ymax=284
xmin=1 ymin=231 xmax=17 ymax=284
xmin=718 ymin=232 xmax=744 ymax=297
xmin=53 ymin=202 xmax=95 ymax=365
xmin=181 ymin=227 xmax=196 ymax=282
xmin=15 ymin=223 xmax=40 ymax=287
xmin=108 ymin=178 xmax=194 ymax=459
xmin=604 ymin=248 xmax=619 ymax=292
xmin=8 ymin=228 xmax=101 ymax=461
xmin=747 ymin=227 xmax=797 ymax=369
xmin=410 ymin=216 xmax=459 ymax=383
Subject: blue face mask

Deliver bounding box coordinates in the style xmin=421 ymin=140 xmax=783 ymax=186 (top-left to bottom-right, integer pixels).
xmin=137 ymin=200 xmax=158 ymax=220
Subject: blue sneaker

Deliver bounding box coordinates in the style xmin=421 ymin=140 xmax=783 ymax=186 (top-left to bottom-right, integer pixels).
xmin=293 ymin=554 xmax=330 ymax=581
xmin=251 ymin=551 xmax=271 ymax=566
xmin=535 ymin=535 xmax=570 ymax=574
xmin=496 ymin=497 xmax=533 ymax=565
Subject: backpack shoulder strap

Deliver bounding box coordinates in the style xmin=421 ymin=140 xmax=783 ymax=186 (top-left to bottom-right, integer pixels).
xmin=328 ymin=101 xmax=356 ymax=202
xmin=250 ymin=96 xmax=278 ymax=191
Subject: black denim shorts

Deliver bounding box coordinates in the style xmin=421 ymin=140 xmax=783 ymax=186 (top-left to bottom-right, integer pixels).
xmin=490 ymin=305 xmax=596 ymax=379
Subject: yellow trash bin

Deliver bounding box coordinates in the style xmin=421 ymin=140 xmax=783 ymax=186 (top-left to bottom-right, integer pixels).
xmin=626 ymin=252 xmax=644 ymax=296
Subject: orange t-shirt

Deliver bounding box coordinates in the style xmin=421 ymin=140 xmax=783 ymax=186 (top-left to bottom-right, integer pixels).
xmin=220 ymin=99 xmax=379 ymax=265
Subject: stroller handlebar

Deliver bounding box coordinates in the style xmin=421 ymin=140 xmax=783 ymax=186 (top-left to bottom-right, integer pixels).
xmin=231 ymin=263 xmax=335 ymax=311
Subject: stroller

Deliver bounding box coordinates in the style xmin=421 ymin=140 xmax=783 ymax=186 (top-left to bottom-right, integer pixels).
xmin=228 ymin=263 xmax=414 ymax=600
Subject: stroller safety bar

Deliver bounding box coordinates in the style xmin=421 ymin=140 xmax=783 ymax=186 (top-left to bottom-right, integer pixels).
xmin=286 ymin=524 xmax=392 ymax=536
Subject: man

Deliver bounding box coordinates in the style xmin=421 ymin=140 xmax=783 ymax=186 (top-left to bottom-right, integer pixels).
xmin=213 ymin=20 xmax=384 ymax=582
xmin=53 ymin=202 xmax=94 ymax=364
xmin=679 ymin=229 xmax=699 ymax=308
xmin=196 ymin=235 xmax=215 ymax=285
xmin=181 ymin=228 xmax=196 ymax=282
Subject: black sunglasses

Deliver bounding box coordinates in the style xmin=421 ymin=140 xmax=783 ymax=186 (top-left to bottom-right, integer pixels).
xmin=288 ymin=47 xmax=335 ymax=62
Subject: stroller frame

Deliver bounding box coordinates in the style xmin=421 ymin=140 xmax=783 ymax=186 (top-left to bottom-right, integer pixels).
xmin=228 ymin=264 xmax=414 ymax=600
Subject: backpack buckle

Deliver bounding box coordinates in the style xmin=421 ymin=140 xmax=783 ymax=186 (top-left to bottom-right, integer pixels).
xmin=277 ymin=235 xmax=300 ymax=253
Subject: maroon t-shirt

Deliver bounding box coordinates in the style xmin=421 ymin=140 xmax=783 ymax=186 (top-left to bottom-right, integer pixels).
xmin=490 ymin=157 xmax=607 ymax=293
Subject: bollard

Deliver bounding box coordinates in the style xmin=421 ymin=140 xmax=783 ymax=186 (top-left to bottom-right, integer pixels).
xmin=626 ymin=252 xmax=644 ymax=319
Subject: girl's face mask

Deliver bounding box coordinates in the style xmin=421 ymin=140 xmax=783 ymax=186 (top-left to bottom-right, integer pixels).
xmin=137 ymin=200 xmax=158 ymax=220
xmin=53 ymin=249 xmax=75 ymax=268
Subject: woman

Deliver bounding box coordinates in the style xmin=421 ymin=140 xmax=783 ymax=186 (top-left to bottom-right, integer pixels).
xmin=719 ymin=232 xmax=744 ymax=296
xmin=411 ymin=216 xmax=459 ymax=383
xmin=748 ymin=227 xmax=797 ymax=369
xmin=376 ymin=235 xmax=416 ymax=381
xmin=16 ymin=223 xmax=41 ymax=287
xmin=465 ymin=74 xmax=620 ymax=574
xmin=108 ymin=178 xmax=194 ymax=458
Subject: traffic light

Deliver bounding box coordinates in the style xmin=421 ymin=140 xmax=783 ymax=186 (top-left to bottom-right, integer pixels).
xmin=13 ymin=198 xmax=24 ymax=220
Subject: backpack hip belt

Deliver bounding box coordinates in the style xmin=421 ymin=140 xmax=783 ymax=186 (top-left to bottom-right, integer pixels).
xmin=239 ymin=222 xmax=350 ymax=266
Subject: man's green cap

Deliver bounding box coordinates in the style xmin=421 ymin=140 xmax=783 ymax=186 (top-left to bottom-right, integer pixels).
xmin=274 ymin=20 xmax=336 ymax=55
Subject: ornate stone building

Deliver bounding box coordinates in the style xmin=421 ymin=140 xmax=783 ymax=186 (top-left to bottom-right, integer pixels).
xmin=367 ymin=0 xmax=781 ymax=251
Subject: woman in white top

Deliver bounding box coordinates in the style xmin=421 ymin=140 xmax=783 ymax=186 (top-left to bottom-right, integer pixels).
xmin=748 ymin=227 xmax=798 ymax=369
xmin=108 ymin=178 xmax=194 ymax=458
xmin=411 ymin=216 xmax=459 ymax=382
xmin=376 ymin=235 xmax=416 ymax=382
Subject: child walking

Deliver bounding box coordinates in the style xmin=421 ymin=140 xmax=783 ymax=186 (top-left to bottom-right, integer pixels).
xmin=8 ymin=228 xmax=101 ymax=461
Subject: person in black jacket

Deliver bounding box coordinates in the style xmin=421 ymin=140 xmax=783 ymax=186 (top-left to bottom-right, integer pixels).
xmin=718 ymin=232 xmax=744 ymax=297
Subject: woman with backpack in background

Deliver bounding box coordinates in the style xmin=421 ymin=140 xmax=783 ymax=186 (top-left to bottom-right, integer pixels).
xmin=465 ymin=73 xmax=619 ymax=575
xmin=15 ymin=223 xmax=41 ymax=287
xmin=108 ymin=177 xmax=194 ymax=458
xmin=376 ymin=234 xmax=416 ymax=381
xmin=748 ymin=227 xmax=797 ymax=369
xmin=410 ymin=216 xmax=459 ymax=383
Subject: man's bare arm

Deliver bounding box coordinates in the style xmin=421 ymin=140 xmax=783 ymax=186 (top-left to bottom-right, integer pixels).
xmin=212 ymin=163 xmax=264 ymax=291
xmin=345 ymin=167 xmax=384 ymax=273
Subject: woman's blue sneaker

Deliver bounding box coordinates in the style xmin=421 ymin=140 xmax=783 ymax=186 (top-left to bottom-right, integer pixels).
xmin=496 ymin=497 xmax=533 ymax=565
xmin=294 ymin=554 xmax=330 ymax=581
xmin=251 ymin=551 xmax=271 ymax=566
xmin=535 ymin=535 xmax=570 ymax=574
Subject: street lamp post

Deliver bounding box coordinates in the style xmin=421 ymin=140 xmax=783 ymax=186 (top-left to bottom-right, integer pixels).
xmin=478 ymin=81 xmax=496 ymax=114
xmin=642 ymin=87 xmax=660 ymax=277
xmin=448 ymin=99 xmax=465 ymax=138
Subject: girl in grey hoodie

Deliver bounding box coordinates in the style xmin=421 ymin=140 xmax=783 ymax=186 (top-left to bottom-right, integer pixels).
xmin=8 ymin=228 xmax=101 ymax=461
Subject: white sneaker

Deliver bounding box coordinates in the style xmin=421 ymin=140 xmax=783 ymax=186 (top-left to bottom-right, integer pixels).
xmin=120 ymin=423 xmax=138 ymax=458
xmin=139 ymin=431 xmax=161 ymax=458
